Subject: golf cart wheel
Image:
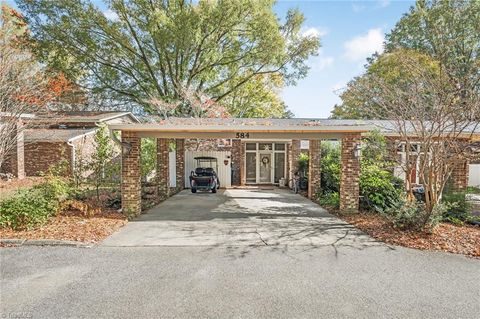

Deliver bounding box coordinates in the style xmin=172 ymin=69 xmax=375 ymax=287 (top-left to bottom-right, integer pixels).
xmin=212 ymin=185 xmax=217 ymax=193
xmin=191 ymin=188 xmax=197 ymax=193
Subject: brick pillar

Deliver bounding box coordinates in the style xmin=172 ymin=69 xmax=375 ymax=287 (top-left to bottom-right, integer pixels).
xmin=240 ymin=141 xmax=246 ymax=186
xmin=175 ymin=139 xmax=185 ymax=191
xmin=308 ymin=140 xmax=321 ymax=199
xmin=157 ymin=138 xmax=170 ymax=200
xmin=451 ymin=159 xmax=469 ymax=191
xmin=121 ymin=131 xmax=141 ymax=218
xmin=2 ymin=120 xmax=25 ymax=179
xmin=340 ymin=134 xmax=361 ymax=213
xmin=231 ymin=139 xmax=241 ymax=186
xmin=290 ymin=140 xmax=301 ymax=185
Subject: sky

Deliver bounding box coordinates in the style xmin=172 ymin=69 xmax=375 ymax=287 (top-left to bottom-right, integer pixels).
xmin=274 ymin=0 xmax=415 ymax=118
xmin=5 ymin=0 xmax=415 ymax=118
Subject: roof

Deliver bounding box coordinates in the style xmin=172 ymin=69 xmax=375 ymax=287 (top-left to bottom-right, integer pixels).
xmin=24 ymin=128 xmax=96 ymax=143
xmin=30 ymin=111 xmax=139 ymax=124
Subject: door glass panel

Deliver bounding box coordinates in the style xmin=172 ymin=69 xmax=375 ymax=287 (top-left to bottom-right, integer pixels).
xmin=259 ymin=153 xmax=272 ymax=183
xmin=246 ymin=143 xmax=256 ymax=151
xmin=274 ymin=153 xmax=285 ymax=183
xmin=259 ymin=143 xmax=272 ymax=151
xmin=246 ymin=153 xmax=256 ymax=183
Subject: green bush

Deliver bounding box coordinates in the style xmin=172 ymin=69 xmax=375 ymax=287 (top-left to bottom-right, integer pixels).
xmin=383 ymin=198 xmax=445 ymax=230
xmin=360 ymin=163 xmax=403 ymax=213
xmin=442 ymin=192 xmax=478 ymax=225
xmin=320 ymin=142 xmax=340 ymax=193
xmin=317 ymin=192 xmax=339 ymax=208
xmin=0 ymin=176 xmax=71 ymax=230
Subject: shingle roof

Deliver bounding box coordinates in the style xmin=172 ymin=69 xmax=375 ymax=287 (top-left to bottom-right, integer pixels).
xmin=29 ymin=111 xmax=138 ymax=124
xmin=24 ymin=128 xmax=96 ymax=142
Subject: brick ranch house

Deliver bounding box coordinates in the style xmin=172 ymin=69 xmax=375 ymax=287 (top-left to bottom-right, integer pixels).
xmin=1 ymin=111 xmax=139 ymax=178
xmin=108 ymin=118 xmax=480 ymax=217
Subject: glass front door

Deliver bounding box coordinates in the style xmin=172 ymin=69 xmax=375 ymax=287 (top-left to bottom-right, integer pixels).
xmin=259 ymin=153 xmax=272 ymax=183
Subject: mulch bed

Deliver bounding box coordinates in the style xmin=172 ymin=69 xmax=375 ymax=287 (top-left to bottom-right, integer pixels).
xmin=340 ymin=212 xmax=480 ymax=258
xmin=0 ymin=200 xmax=127 ymax=244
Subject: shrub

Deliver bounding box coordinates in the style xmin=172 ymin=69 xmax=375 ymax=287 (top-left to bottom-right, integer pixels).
xmin=383 ymin=198 xmax=445 ymax=230
xmin=298 ymin=152 xmax=309 ymax=175
xmin=317 ymin=192 xmax=339 ymax=208
xmin=360 ymin=163 xmax=403 ymax=212
xmin=442 ymin=192 xmax=477 ymax=225
xmin=0 ymin=176 xmax=71 ymax=230
xmin=320 ymin=142 xmax=340 ymax=193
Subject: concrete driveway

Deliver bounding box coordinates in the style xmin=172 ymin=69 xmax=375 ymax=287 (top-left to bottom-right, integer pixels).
xmin=102 ymin=188 xmax=377 ymax=248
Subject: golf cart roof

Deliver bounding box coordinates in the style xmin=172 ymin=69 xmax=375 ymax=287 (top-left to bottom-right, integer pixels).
xmin=194 ymin=156 xmax=218 ymax=161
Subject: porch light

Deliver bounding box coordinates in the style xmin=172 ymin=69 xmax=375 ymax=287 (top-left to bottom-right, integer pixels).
xmin=354 ymin=144 xmax=362 ymax=159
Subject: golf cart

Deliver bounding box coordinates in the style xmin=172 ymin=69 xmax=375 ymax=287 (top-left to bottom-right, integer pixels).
xmin=189 ymin=157 xmax=220 ymax=193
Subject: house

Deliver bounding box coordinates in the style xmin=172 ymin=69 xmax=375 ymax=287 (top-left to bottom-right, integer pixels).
xmin=2 ymin=111 xmax=139 ymax=178
xmin=108 ymin=117 xmax=480 ymax=216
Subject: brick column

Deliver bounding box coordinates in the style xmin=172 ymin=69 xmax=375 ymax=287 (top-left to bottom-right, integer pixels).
xmin=121 ymin=131 xmax=141 ymax=218
xmin=231 ymin=139 xmax=241 ymax=186
xmin=157 ymin=138 xmax=170 ymax=200
xmin=308 ymin=140 xmax=321 ymax=199
xmin=175 ymin=139 xmax=185 ymax=191
xmin=289 ymin=140 xmax=301 ymax=187
xmin=340 ymin=134 xmax=361 ymax=213
xmin=240 ymin=141 xmax=246 ymax=186
xmin=451 ymin=159 xmax=469 ymax=191
xmin=2 ymin=120 xmax=25 ymax=179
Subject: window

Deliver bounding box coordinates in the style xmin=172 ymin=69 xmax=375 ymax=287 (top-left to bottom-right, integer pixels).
xmin=246 ymin=143 xmax=256 ymax=151
xmin=259 ymin=143 xmax=272 ymax=151
xmin=274 ymin=143 xmax=285 ymax=151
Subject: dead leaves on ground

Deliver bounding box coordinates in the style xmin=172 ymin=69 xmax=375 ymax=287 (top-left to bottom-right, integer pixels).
xmin=342 ymin=213 xmax=480 ymax=258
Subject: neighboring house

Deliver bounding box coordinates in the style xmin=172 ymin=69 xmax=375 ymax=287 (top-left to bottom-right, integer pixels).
xmin=2 ymin=111 xmax=139 ymax=178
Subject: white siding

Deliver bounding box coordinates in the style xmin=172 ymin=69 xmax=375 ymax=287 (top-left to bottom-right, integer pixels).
xmin=185 ymin=151 xmax=231 ymax=188
xmin=469 ymin=164 xmax=480 ymax=187
xmin=169 ymin=151 xmax=176 ymax=188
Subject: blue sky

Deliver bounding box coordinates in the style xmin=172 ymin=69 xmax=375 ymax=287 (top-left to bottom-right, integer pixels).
xmin=275 ymin=0 xmax=415 ymax=118
xmin=6 ymin=0 xmax=415 ymax=118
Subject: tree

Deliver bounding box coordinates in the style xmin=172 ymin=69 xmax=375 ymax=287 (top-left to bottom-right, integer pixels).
xmin=385 ymin=0 xmax=480 ymax=103
xmin=331 ymin=49 xmax=440 ymax=119
xmin=348 ymin=53 xmax=480 ymax=218
xmin=332 ymin=0 xmax=479 ymax=119
xmin=223 ymin=74 xmax=292 ymax=118
xmin=90 ymin=124 xmax=116 ymax=199
xmin=17 ymin=0 xmax=319 ymax=116
xmin=0 ymin=5 xmax=49 ymax=171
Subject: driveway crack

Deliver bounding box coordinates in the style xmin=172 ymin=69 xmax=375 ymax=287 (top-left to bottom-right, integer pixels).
xmin=255 ymin=228 xmax=268 ymax=246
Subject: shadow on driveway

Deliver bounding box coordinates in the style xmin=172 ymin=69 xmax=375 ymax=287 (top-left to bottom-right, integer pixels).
xmin=102 ymin=188 xmax=387 ymax=257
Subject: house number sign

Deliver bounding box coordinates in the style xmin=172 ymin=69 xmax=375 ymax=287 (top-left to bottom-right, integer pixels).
xmin=235 ymin=132 xmax=250 ymax=138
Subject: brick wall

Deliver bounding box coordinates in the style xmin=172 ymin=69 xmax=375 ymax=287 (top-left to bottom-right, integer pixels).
xmin=231 ymin=139 xmax=242 ymax=186
xmin=340 ymin=134 xmax=361 ymax=212
xmin=451 ymin=159 xmax=469 ymax=191
xmin=175 ymin=139 xmax=185 ymax=192
xmin=308 ymin=140 xmax=321 ymax=199
xmin=156 ymin=138 xmax=170 ymax=200
xmin=290 ymin=139 xmax=301 ymax=177
xmin=24 ymin=142 xmax=71 ymax=176
xmin=121 ymin=131 xmax=141 ymax=217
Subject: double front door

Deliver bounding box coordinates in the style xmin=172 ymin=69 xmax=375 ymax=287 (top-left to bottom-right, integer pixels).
xmin=245 ymin=143 xmax=286 ymax=184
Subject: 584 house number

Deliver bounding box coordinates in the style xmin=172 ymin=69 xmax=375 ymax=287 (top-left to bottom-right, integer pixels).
xmin=235 ymin=132 xmax=250 ymax=138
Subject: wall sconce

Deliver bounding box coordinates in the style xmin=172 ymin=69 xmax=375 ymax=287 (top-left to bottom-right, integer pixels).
xmin=354 ymin=144 xmax=362 ymax=159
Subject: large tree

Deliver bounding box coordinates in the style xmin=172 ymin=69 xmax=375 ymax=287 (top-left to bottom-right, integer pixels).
xmin=332 ymin=0 xmax=479 ymax=119
xmin=17 ymin=0 xmax=319 ymax=116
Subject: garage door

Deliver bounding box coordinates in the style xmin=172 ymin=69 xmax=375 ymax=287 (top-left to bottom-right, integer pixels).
xmin=185 ymin=151 xmax=231 ymax=188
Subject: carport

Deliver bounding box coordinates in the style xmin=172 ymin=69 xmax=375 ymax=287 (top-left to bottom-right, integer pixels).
xmin=109 ymin=118 xmax=374 ymax=217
